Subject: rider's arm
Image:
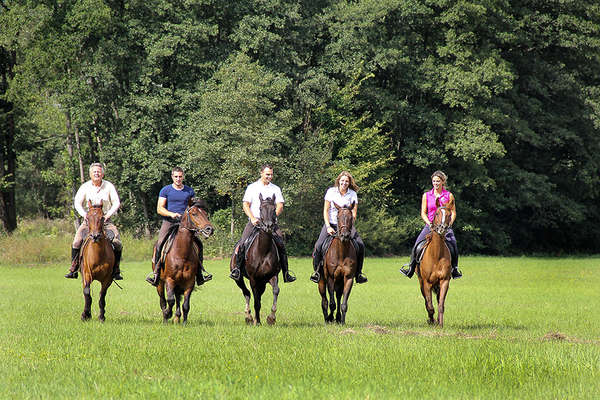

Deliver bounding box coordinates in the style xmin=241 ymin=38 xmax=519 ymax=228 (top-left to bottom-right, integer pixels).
xmin=74 ymin=184 xmax=87 ymax=219
xmin=449 ymin=194 xmax=457 ymax=226
xmin=243 ymin=201 xmax=258 ymax=225
xmin=352 ymin=202 xmax=358 ymax=221
xmin=157 ymin=197 xmax=180 ymax=219
xmin=275 ymin=202 xmax=284 ymax=217
xmin=323 ymin=200 xmax=335 ymax=235
xmin=105 ymin=183 xmax=120 ymax=220
xmin=420 ymin=193 xmax=430 ymax=226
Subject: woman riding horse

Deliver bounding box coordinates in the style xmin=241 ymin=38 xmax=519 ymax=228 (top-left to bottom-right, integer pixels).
xmin=400 ymin=170 xmax=462 ymax=279
xmin=310 ymin=171 xmax=367 ymax=284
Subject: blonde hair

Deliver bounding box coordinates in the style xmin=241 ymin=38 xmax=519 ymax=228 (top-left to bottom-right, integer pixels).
xmin=335 ymin=171 xmax=359 ymax=192
xmin=431 ymin=170 xmax=447 ymax=187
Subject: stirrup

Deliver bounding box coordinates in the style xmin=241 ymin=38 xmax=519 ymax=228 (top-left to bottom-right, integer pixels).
xmin=202 ymin=272 xmax=213 ymax=282
xmin=451 ymin=268 xmax=463 ymax=279
xmin=309 ymin=271 xmax=320 ymax=283
xmin=283 ymin=270 xmax=296 ymax=283
xmin=65 ymin=271 xmax=78 ymax=279
xmin=145 ymin=272 xmax=159 ymax=287
xmin=399 ymin=264 xmax=414 ymax=278
xmin=355 ymin=273 xmax=368 ymax=284
xmin=229 ymin=268 xmax=241 ymax=281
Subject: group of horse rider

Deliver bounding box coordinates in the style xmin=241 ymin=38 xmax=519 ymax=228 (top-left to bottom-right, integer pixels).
xmin=64 ymin=163 xmax=462 ymax=283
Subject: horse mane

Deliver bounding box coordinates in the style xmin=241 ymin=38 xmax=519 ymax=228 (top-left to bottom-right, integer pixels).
xmin=190 ymin=198 xmax=209 ymax=211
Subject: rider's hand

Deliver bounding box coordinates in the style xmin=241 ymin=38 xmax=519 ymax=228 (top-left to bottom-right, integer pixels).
xmin=172 ymin=212 xmax=181 ymax=219
xmin=326 ymin=226 xmax=335 ymax=235
xmin=250 ymin=216 xmax=260 ymax=226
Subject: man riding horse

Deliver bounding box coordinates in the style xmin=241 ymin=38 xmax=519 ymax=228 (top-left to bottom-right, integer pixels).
xmin=64 ymin=163 xmax=123 ymax=280
xmin=229 ymin=164 xmax=296 ymax=283
xmin=146 ymin=166 xmax=212 ymax=287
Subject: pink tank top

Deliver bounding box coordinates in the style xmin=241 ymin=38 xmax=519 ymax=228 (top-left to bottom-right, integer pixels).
xmin=426 ymin=188 xmax=451 ymax=222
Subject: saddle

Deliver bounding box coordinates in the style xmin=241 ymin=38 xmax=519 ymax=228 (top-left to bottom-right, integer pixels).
xmin=319 ymin=234 xmax=359 ymax=258
xmin=157 ymin=224 xmax=201 ymax=270
xmin=79 ymin=232 xmax=116 ymax=265
xmin=415 ymin=235 xmax=455 ymax=265
xmin=236 ymin=227 xmax=280 ymax=276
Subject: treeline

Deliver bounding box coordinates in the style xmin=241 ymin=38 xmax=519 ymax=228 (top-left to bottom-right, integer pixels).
xmin=1 ymin=0 xmax=599 ymax=255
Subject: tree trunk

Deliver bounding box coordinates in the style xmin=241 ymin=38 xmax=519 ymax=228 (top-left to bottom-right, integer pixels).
xmin=0 ymin=47 xmax=17 ymax=233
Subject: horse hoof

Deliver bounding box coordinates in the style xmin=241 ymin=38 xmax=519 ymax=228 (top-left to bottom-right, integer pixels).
xmin=83 ymin=287 xmax=90 ymax=296
xmin=245 ymin=316 xmax=254 ymax=325
xmin=81 ymin=313 xmax=91 ymax=321
xmin=98 ymin=315 xmax=105 ymax=323
xmin=174 ymin=316 xmax=180 ymax=324
xmin=267 ymin=315 xmax=276 ymax=325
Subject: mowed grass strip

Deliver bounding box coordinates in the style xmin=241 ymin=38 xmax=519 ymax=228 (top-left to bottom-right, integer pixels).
xmin=0 ymin=257 xmax=598 ymax=399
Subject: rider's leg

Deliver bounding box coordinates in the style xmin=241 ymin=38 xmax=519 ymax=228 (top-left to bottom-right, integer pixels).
xmin=446 ymin=229 xmax=462 ymax=279
xmin=106 ymin=222 xmax=123 ymax=280
xmin=147 ymin=220 xmax=173 ymax=286
xmin=353 ymin=230 xmax=367 ymax=283
xmin=230 ymin=222 xmax=254 ymax=280
xmin=192 ymin=235 xmax=212 ymax=285
xmin=400 ymin=225 xmax=430 ymax=278
xmin=310 ymin=224 xmax=329 ymax=283
xmin=65 ymin=222 xmax=87 ymax=278
xmin=274 ymin=227 xmax=295 ymax=283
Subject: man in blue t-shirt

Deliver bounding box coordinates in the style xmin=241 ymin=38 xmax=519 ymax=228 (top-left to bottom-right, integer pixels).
xmin=146 ymin=167 xmax=212 ymax=286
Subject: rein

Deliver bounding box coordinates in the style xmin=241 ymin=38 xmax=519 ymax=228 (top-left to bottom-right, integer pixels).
xmin=431 ymin=206 xmax=450 ymax=235
xmin=180 ymin=206 xmax=212 ymax=236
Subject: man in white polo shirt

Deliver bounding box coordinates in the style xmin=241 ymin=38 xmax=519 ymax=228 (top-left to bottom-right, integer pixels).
xmin=229 ymin=164 xmax=296 ymax=283
xmin=64 ymin=162 xmax=123 ymax=280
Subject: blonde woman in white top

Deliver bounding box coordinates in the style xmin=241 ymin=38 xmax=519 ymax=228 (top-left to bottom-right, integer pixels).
xmin=310 ymin=171 xmax=367 ymax=284
xmin=64 ymin=163 xmax=123 ymax=280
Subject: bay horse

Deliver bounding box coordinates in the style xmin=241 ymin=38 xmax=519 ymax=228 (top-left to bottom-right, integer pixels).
xmin=157 ymin=198 xmax=214 ymax=324
xmin=230 ymin=194 xmax=280 ymax=325
xmin=80 ymin=200 xmax=115 ymax=322
xmin=319 ymin=202 xmax=357 ymax=324
xmin=417 ymin=198 xmax=453 ymax=327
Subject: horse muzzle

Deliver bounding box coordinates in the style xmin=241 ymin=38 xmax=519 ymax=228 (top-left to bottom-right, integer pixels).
xmin=200 ymin=225 xmax=214 ymax=238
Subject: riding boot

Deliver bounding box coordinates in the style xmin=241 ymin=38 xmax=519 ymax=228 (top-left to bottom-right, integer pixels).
xmin=447 ymin=240 xmax=463 ymax=279
xmin=112 ymin=248 xmax=123 ymax=280
xmin=310 ymin=250 xmax=321 ymax=283
xmin=193 ymin=236 xmax=212 ymax=284
xmin=229 ymin=243 xmax=243 ymax=281
xmin=146 ymin=248 xmax=162 ymax=286
xmin=354 ymin=239 xmax=368 ymax=284
xmin=400 ymin=247 xmax=417 ymax=278
xmin=274 ymin=236 xmax=296 ymax=283
xmin=64 ymin=248 xmax=80 ymax=278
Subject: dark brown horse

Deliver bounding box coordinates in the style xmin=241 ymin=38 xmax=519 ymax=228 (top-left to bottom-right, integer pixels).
xmin=156 ymin=198 xmax=214 ymax=324
xmin=318 ymin=202 xmax=357 ymax=324
xmin=230 ymin=194 xmax=281 ymax=325
xmin=80 ymin=200 xmax=115 ymax=322
xmin=417 ymin=198 xmax=453 ymax=327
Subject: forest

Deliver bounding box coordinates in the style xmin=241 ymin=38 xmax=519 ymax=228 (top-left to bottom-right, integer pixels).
xmin=1 ymin=0 xmax=599 ymax=255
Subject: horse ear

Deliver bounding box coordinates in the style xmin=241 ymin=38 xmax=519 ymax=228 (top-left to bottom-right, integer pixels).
xmin=259 ymin=193 xmax=264 ymax=202
xmin=188 ymin=197 xmax=195 ymax=207
xmin=270 ymin=194 xmax=276 ymax=203
xmin=333 ymin=202 xmax=341 ymax=210
xmin=348 ymin=202 xmax=355 ymax=211
xmin=88 ymin=200 xmax=92 ymax=208
xmin=435 ymin=197 xmax=441 ymax=208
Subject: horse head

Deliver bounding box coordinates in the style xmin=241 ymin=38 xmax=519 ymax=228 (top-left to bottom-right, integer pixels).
xmin=258 ymin=194 xmax=276 ymax=233
xmin=183 ymin=197 xmax=214 ymax=238
xmin=86 ymin=200 xmax=105 ymax=242
xmin=334 ymin=202 xmax=355 ymax=242
xmin=432 ymin=202 xmax=452 ymax=236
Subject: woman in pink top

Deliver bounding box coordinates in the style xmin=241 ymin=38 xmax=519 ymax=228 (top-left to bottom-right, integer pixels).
xmin=400 ymin=170 xmax=462 ymax=279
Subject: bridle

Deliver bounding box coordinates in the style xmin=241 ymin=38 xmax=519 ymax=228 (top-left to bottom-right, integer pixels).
xmin=336 ymin=207 xmax=353 ymax=241
xmin=86 ymin=205 xmax=105 ymax=242
xmin=181 ymin=205 xmax=213 ymax=237
xmin=431 ymin=205 xmax=451 ymax=235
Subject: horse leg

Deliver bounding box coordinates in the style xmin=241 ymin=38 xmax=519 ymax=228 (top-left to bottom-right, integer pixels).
xmin=237 ymin=277 xmax=253 ymax=325
xmin=81 ymin=281 xmax=92 ymax=321
xmin=173 ymin=293 xmax=182 ymax=324
xmin=318 ymin=278 xmax=329 ymax=323
xmin=163 ymin=282 xmax=175 ymax=323
xmin=251 ymin=282 xmax=266 ymax=326
xmin=98 ymin=280 xmax=111 ymax=322
xmin=157 ymin=281 xmax=167 ymax=322
xmin=437 ymin=279 xmax=450 ymax=328
xmin=339 ymin=277 xmax=354 ymax=325
xmin=182 ymin=288 xmax=193 ymax=325
xmin=419 ymin=280 xmax=435 ymax=325
xmin=335 ymin=285 xmax=343 ymax=324
xmin=326 ymin=278 xmax=336 ymax=323
xmin=267 ymin=276 xmax=279 ymax=326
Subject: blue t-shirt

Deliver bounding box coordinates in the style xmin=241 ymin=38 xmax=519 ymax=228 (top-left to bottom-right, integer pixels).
xmin=158 ymin=184 xmax=195 ymax=217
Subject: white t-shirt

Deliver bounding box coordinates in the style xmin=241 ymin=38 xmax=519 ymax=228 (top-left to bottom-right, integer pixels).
xmin=243 ymin=180 xmax=284 ymax=218
xmin=74 ymin=180 xmax=120 ymax=219
xmin=325 ymin=187 xmax=357 ymax=225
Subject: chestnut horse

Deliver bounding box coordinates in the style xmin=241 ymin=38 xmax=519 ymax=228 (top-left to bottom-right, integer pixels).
xmin=417 ymin=199 xmax=453 ymax=327
xmin=80 ymin=200 xmax=115 ymax=322
xmin=319 ymin=203 xmax=357 ymax=324
xmin=157 ymin=198 xmax=214 ymax=324
xmin=230 ymin=194 xmax=281 ymax=325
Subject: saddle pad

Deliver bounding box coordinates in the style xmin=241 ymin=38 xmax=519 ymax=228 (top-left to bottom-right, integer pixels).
xmin=320 ymin=234 xmax=359 ymax=257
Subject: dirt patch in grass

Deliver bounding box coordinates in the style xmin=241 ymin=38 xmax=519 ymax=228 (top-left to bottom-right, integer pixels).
xmin=366 ymin=325 xmax=391 ymax=334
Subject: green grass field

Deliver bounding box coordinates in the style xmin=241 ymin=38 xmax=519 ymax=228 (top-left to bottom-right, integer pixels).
xmin=1 ymin=256 xmax=599 ymax=399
